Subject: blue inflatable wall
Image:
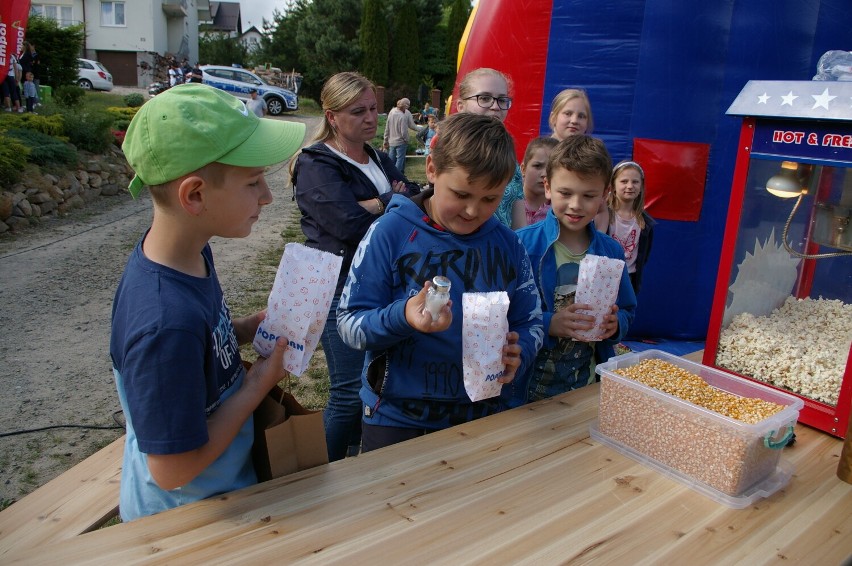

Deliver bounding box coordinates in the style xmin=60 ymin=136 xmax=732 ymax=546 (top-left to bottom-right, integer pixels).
xmin=457 ymin=0 xmax=851 ymax=339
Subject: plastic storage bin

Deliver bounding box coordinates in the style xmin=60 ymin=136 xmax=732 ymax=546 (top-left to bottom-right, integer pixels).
xmin=591 ymin=349 xmax=804 ymax=508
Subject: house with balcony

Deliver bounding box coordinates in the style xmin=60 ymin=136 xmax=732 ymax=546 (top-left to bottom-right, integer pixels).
xmin=30 ymin=0 xmax=214 ymax=87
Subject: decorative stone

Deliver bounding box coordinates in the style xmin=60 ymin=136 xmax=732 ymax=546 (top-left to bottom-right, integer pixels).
xmin=0 ymin=192 xmax=13 ymax=220
xmin=100 ymin=184 xmax=120 ymax=197
xmin=5 ymin=216 xmax=29 ymax=231
xmin=88 ymin=175 xmax=103 ymax=188
xmin=15 ymin=199 xmax=32 ymax=217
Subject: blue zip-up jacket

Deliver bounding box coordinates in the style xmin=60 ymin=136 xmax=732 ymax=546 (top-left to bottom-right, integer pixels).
xmin=292 ymin=142 xmax=420 ymax=294
xmin=516 ymin=210 xmax=636 ymax=363
xmin=337 ymin=191 xmax=544 ymax=429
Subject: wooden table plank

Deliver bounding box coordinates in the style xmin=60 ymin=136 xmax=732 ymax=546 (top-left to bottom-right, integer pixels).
xmin=5 ymin=384 xmax=852 ymax=565
xmin=0 ymin=435 xmax=123 ymax=556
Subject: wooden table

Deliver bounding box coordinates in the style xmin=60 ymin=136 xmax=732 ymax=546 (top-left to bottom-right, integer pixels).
xmin=6 ymin=383 xmax=851 ymax=565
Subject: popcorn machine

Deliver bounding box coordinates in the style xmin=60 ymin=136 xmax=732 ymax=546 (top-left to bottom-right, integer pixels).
xmin=705 ymin=80 xmax=852 ymax=438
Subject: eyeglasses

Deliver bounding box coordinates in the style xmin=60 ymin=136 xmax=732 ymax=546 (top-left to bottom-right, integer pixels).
xmin=463 ymin=94 xmax=513 ymax=110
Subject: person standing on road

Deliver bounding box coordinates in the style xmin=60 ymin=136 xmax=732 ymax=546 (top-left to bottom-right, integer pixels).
xmin=246 ymin=89 xmax=267 ymax=118
xmin=382 ymin=98 xmax=422 ymax=174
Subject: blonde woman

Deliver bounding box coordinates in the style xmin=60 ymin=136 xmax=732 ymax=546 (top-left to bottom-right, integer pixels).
xmin=291 ymin=71 xmax=420 ymax=461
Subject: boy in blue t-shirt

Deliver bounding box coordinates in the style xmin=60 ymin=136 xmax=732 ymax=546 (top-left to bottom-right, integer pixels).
xmin=110 ymin=84 xmax=305 ymax=521
xmin=516 ymin=135 xmax=636 ymax=402
xmin=337 ymin=112 xmax=544 ymax=452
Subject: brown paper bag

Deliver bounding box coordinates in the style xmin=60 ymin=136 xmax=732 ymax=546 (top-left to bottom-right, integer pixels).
xmin=252 ymin=383 xmax=328 ymax=482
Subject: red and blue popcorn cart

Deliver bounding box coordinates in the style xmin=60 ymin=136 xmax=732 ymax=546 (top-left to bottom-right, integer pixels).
xmin=705 ymin=80 xmax=852 ymax=438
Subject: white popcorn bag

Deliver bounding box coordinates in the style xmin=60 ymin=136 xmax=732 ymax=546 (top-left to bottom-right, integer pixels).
xmin=462 ymin=291 xmax=510 ymax=402
xmin=574 ymin=254 xmax=625 ymax=341
xmin=253 ymin=243 xmax=342 ymax=376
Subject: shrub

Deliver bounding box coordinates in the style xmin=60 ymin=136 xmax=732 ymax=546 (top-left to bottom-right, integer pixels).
xmin=0 ymin=112 xmax=66 ymax=138
xmin=0 ymin=135 xmax=31 ymax=186
xmin=5 ymin=128 xmax=78 ymax=167
xmin=61 ymin=109 xmax=114 ymax=153
xmin=113 ymin=119 xmax=131 ymax=132
xmin=105 ymin=106 xmax=139 ymax=121
xmin=53 ymin=85 xmax=87 ymax=108
xmin=123 ymin=93 xmax=144 ymax=107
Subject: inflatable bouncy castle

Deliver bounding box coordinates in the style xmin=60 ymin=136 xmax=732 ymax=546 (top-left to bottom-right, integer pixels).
xmin=453 ymin=0 xmax=851 ymax=340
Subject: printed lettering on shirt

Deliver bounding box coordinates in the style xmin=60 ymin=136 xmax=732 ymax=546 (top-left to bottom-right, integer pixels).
xmin=395 ymin=243 xmax=518 ymax=290
xmin=212 ymin=297 xmax=239 ymax=370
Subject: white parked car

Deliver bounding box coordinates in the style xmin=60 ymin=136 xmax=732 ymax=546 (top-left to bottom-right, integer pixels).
xmin=77 ymin=58 xmax=114 ymax=91
xmin=200 ymin=65 xmax=298 ymax=115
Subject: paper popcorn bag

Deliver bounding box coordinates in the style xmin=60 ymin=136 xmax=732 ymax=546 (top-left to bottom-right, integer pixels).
xmin=253 ymin=243 xmax=342 ymax=376
xmin=462 ymin=292 xmax=510 ymax=402
xmin=574 ymin=254 xmax=625 ymax=341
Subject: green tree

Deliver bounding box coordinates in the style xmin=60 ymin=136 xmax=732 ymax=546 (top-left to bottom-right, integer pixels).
xmin=23 ymin=16 xmax=85 ymax=89
xmin=198 ymin=32 xmax=249 ymax=67
xmin=359 ymin=0 xmax=388 ymax=86
xmin=389 ymin=4 xmax=420 ymax=93
xmin=446 ymin=0 xmax=470 ymax=93
xmin=256 ymin=1 xmax=310 ymax=75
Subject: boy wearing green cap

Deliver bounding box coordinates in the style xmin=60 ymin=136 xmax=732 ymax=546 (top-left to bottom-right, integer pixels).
xmin=111 ymin=84 xmax=306 ymax=521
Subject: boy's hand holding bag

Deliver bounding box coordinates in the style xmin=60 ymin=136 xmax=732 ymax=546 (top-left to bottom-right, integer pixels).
xmin=253 ymin=243 xmax=342 ymax=376
xmin=250 ymin=243 xmax=341 ymax=480
xmin=462 ymin=291 xmax=510 ymax=401
xmin=573 ymin=254 xmax=625 ymax=341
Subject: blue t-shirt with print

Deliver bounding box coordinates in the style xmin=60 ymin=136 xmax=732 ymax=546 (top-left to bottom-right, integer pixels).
xmin=110 ymin=237 xmax=255 ymax=521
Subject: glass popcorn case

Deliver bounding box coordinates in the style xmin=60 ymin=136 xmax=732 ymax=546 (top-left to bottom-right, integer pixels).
xmin=705 ymin=80 xmax=852 ymax=438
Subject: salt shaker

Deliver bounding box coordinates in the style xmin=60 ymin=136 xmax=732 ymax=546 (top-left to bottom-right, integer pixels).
xmin=424 ymin=276 xmax=451 ymax=320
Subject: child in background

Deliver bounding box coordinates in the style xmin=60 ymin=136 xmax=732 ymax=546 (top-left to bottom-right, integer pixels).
xmin=337 ymin=112 xmax=544 ymax=452
xmin=22 ymin=72 xmax=38 ymax=113
xmin=512 ymin=136 xmax=558 ymax=229
xmin=111 ymin=84 xmax=306 ymax=521
xmin=598 ymin=160 xmax=655 ymax=294
xmin=548 ymin=88 xmax=593 ymax=140
xmin=454 ymin=67 xmax=523 ymax=228
xmin=516 ymin=135 xmax=636 ymax=402
xmin=416 ymin=114 xmax=438 ymax=155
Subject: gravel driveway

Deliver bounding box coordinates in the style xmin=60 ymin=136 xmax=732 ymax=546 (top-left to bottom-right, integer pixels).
xmin=0 ymin=113 xmax=319 ymax=506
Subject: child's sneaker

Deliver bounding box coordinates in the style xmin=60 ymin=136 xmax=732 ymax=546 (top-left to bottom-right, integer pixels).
xmin=16 ymin=108 xmax=24 ymax=113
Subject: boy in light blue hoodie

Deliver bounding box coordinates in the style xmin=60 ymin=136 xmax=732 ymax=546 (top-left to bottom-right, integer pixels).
xmin=516 ymin=135 xmax=636 ymax=402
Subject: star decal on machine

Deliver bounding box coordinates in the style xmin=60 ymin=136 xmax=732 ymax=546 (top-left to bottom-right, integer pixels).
xmin=727 ymin=80 xmax=852 ymax=121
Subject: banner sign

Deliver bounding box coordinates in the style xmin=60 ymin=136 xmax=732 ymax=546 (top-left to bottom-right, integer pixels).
xmin=753 ymin=119 xmax=852 ymax=164
xmin=0 ymin=1 xmax=32 ymax=70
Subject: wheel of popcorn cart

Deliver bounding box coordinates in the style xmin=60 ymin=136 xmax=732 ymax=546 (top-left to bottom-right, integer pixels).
xmin=704 ymin=80 xmax=852 ymax=438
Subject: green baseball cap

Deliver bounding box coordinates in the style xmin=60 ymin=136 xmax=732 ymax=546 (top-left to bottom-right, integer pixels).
xmin=123 ymin=84 xmax=306 ymax=198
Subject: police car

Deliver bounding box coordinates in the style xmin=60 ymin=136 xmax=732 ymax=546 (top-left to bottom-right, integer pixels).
xmin=199 ymin=65 xmax=298 ymax=115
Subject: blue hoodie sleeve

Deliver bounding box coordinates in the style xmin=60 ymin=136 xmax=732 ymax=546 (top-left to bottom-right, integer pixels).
xmin=507 ymin=240 xmax=545 ymax=379
xmin=336 ymin=217 xmax=418 ymax=351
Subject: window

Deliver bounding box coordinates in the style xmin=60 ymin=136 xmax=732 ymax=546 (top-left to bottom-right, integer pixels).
xmin=101 ymin=1 xmax=125 ymax=26
xmin=30 ymin=4 xmax=74 ymax=27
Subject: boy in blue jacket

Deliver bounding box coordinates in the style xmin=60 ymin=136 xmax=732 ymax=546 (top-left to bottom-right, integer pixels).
xmin=337 ymin=113 xmax=544 ymax=452
xmin=516 ymin=135 xmax=636 ymax=402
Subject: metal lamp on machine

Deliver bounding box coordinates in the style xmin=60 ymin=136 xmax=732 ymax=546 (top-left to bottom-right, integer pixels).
xmin=704 ymin=80 xmax=852 ymax=438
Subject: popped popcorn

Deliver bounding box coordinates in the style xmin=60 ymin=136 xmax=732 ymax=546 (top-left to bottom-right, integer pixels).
xmin=716 ymin=297 xmax=852 ymax=406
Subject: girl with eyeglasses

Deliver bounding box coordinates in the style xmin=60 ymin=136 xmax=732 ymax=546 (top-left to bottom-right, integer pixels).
xmin=455 ymin=68 xmax=522 ymax=227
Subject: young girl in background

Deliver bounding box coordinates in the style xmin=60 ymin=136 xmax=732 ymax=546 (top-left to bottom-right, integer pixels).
xmin=455 ymin=67 xmax=523 ymax=228
xmin=548 ymin=88 xmax=593 ymax=140
xmin=600 ymin=160 xmax=655 ymax=294
xmin=512 ymin=136 xmax=558 ymax=229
